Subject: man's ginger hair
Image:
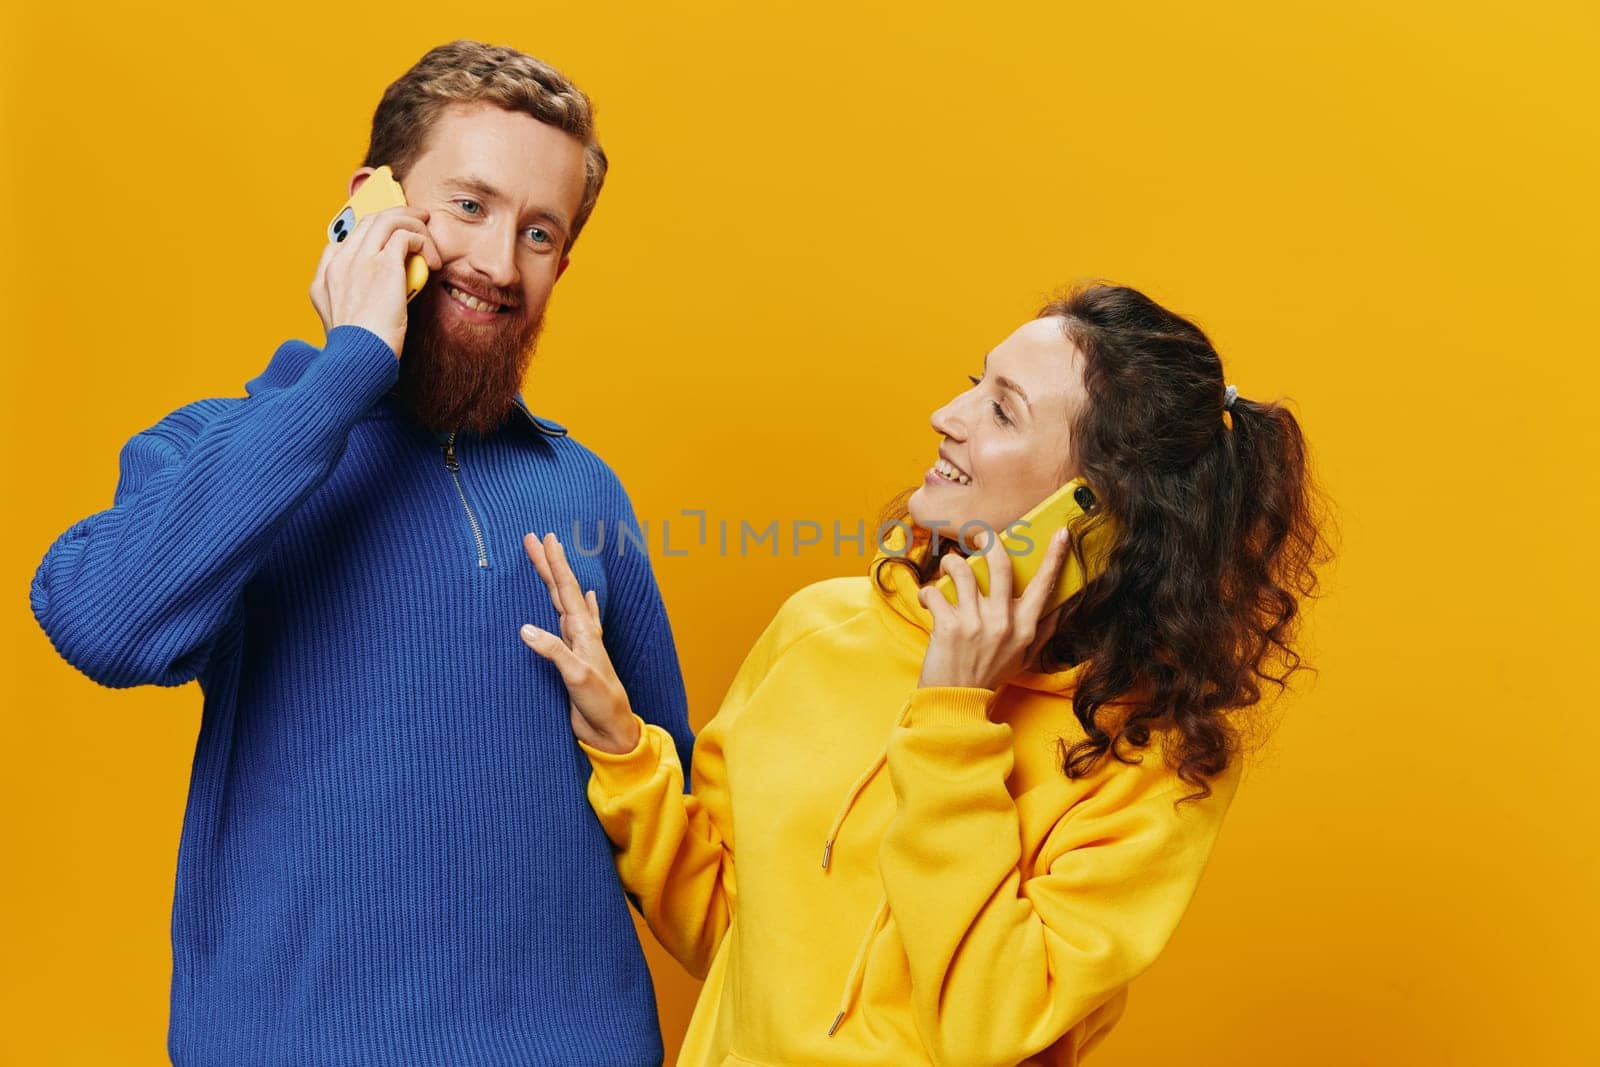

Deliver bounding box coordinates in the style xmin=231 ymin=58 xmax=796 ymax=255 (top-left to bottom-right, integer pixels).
xmin=364 ymin=40 xmax=608 ymax=253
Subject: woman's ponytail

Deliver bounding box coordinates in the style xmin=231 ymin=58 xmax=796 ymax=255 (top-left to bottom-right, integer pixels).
xmin=1216 ymin=395 xmax=1325 ymax=705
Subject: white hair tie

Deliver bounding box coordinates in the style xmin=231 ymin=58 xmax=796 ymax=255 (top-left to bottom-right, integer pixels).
xmin=1222 ymin=383 xmax=1239 ymax=410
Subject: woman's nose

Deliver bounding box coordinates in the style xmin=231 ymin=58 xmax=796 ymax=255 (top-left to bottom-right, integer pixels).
xmin=929 ymin=399 xmax=965 ymax=439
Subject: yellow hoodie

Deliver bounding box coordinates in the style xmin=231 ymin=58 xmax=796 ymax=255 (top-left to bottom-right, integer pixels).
xmin=580 ymin=539 xmax=1241 ymax=1067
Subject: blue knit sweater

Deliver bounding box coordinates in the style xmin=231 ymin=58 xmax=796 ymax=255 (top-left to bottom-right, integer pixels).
xmin=31 ymin=325 xmax=695 ymax=1066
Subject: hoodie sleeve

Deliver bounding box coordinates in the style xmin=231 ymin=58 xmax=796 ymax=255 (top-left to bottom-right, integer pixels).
xmin=878 ymin=686 xmax=1237 ymax=1067
xmin=577 ymin=594 xmax=807 ymax=979
xmin=29 ymin=326 xmax=398 ymax=688
xmin=578 ymin=711 xmax=734 ymax=979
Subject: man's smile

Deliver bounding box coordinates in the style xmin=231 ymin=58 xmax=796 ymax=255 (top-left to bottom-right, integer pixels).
xmin=443 ymin=281 xmax=509 ymax=316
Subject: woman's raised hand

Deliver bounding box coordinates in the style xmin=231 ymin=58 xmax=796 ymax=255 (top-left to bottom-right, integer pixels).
xmin=915 ymin=527 xmax=1072 ymax=692
xmin=520 ymin=532 xmax=641 ymax=754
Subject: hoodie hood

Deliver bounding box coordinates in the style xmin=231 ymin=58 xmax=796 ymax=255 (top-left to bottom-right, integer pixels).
xmin=866 ymin=522 xmax=1086 ymax=697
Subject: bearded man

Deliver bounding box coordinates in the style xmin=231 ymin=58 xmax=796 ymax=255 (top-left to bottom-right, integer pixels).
xmin=30 ymin=40 xmax=693 ymax=1067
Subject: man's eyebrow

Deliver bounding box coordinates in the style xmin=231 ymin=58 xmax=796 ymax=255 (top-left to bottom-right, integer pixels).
xmin=981 ymin=357 xmax=1032 ymax=410
xmin=444 ymin=174 xmax=571 ymax=234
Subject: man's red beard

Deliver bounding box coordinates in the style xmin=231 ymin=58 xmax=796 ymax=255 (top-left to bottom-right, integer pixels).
xmin=394 ymin=278 xmax=544 ymax=435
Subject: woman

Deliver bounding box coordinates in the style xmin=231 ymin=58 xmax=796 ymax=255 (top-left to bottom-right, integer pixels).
xmin=520 ymin=283 xmax=1327 ymax=1066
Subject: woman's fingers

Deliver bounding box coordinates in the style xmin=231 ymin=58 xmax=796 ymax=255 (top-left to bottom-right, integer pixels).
xmin=521 ymin=532 xmax=567 ymax=616
xmin=546 ymin=535 xmax=591 ymax=619
xmin=984 ymin=529 xmax=1015 ymax=604
xmin=524 ymin=532 xmax=605 ymax=642
xmin=522 ymin=530 xmax=549 ymax=581
xmin=940 ymin=552 xmax=981 ymax=622
xmin=1018 ymin=528 xmax=1073 ymax=620
xmin=520 ymin=623 xmax=587 ymax=682
xmin=519 ymin=540 xmax=634 ymax=749
xmin=918 ymin=584 xmax=956 ymax=627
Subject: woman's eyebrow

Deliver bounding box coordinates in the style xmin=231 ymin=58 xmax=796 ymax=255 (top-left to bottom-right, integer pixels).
xmin=993 ymin=371 xmax=1032 ymax=410
xmin=980 ymin=356 xmax=1033 ymax=413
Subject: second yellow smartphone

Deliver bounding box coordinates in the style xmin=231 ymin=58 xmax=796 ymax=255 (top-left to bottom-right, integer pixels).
xmin=934 ymin=477 xmax=1116 ymax=615
xmin=326 ymin=165 xmax=430 ymax=303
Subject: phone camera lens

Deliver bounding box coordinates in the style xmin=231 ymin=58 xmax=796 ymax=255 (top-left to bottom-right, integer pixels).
xmin=1073 ymin=485 xmax=1096 ymax=511
xmin=329 ymin=208 xmax=356 ymax=244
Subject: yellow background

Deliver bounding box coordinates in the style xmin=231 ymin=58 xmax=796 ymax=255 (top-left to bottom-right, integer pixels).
xmin=4 ymin=1 xmax=1597 ymax=1064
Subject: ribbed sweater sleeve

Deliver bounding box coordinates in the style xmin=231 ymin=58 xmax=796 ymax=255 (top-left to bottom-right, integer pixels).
xmin=596 ymin=473 xmax=695 ymax=772
xmin=30 ymin=325 xmax=398 ymax=688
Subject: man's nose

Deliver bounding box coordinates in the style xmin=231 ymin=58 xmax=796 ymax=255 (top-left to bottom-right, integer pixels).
xmin=466 ymin=223 xmax=520 ymax=292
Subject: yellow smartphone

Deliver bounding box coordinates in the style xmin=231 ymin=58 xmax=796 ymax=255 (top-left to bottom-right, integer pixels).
xmin=935 ymin=477 xmax=1116 ymax=615
xmin=326 ymin=164 xmax=430 ymax=302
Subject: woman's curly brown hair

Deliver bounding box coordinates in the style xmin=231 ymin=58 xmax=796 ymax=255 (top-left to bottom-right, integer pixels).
xmin=882 ymin=282 xmax=1333 ymax=800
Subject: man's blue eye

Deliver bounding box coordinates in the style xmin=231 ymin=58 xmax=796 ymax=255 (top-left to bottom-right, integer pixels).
xmin=454 ymin=202 xmax=553 ymax=245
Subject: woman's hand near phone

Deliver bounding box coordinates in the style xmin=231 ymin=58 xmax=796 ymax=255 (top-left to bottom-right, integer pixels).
xmin=309 ymin=206 xmax=442 ymax=359
xmin=519 ymin=532 xmax=642 ymax=755
xmin=916 ymin=528 xmax=1072 ymax=691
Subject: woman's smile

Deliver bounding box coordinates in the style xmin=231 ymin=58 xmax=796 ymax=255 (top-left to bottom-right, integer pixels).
xmin=924 ymin=452 xmax=972 ymax=486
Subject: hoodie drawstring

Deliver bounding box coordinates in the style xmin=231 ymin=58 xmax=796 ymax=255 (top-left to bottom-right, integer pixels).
xmin=822 ymin=699 xmax=913 ymax=1035
xmin=829 ymin=894 xmax=891 ymax=1035
xmin=822 ymin=700 xmax=912 ymax=871
xmin=822 ymin=747 xmax=888 ymax=871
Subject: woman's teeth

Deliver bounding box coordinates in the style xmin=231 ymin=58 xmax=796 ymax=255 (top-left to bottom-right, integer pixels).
xmin=934 ymin=458 xmax=971 ymax=485
xmin=446 ymin=284 xmax=502 ymax=313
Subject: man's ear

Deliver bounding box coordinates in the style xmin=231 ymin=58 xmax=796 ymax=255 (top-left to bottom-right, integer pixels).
xmin=347 ymin=167 xmax=377 ymax=198
xmin=556 ymin=256 xmax=571 ymax=281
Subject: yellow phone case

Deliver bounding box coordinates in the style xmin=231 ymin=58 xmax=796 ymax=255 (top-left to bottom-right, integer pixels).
xmin=934 ymin=477 xmax=1116 ymax=615
xmin=326 ymin=165 xmax=430 ymax=302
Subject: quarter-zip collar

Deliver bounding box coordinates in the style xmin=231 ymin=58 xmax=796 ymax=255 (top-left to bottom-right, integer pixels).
xmin=417 ymin=393 xmax=570 ymax=440
xmin=243 ymin=334 xmax=570 ymax=439
xmin=510 ymin=394 xmax=568 ymax=438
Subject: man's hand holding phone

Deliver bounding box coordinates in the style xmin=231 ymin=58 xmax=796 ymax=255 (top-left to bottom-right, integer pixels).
xmin=310 ymin=192 xmax=442 ymax=359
